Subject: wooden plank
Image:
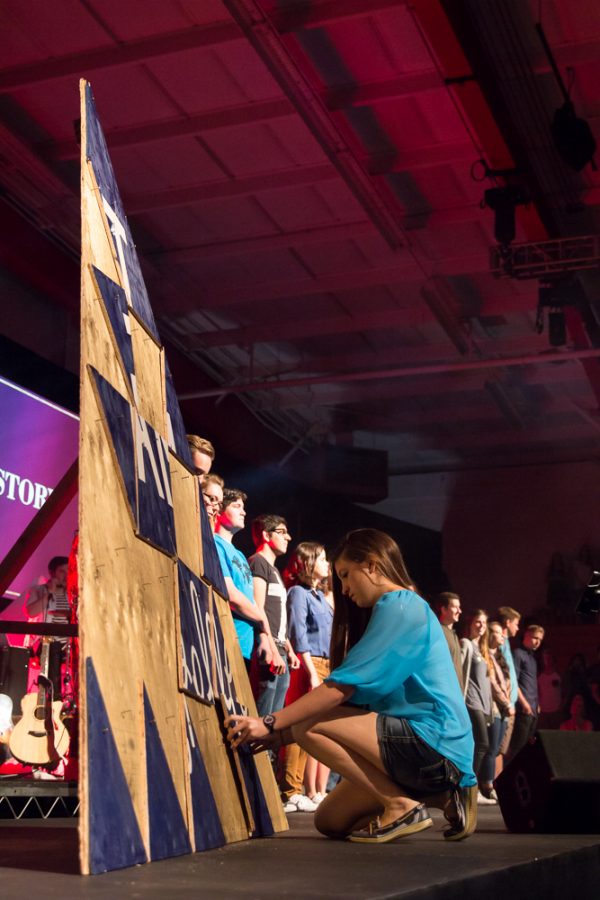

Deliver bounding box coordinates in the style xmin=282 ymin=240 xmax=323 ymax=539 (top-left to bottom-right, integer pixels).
xmin=211 ymin=590 xmax=288 ymax=835
xmin=130 ymin=323 xmax=165 ymax=436
xmin=170 ymin=457 xmax=202 ymax=576
xmin=78 ymin=78 xmax=286 ymax=874
xmin=185 ymin=696 xmax=248 ymax=844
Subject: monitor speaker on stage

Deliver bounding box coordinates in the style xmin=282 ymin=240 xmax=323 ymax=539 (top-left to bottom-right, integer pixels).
xmin=495 ymin=730 xmax=600 ymax=833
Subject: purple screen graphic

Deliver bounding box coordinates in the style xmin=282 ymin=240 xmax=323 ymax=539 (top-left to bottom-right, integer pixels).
xmin=0 ymin=376 xmax=79 ymax=638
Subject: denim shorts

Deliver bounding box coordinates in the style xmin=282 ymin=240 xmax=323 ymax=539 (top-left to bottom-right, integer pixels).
xmin=376 ymin=715 xmax=461 ymax=796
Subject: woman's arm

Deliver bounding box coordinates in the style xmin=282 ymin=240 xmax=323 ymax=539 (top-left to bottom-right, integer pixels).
xmin=252 ymin=576 xmax=285 ymax=673
xmin=225 ymin=680 xmax=353 ymax=749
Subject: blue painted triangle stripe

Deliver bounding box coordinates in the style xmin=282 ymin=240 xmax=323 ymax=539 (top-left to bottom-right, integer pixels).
xmin=238 ymin=746 xmax=275 ymax=838
xmin=86 ymin=658 xmax=147 ymax=874
xmin=143 ymin=686 xmax=192 ymax=860
xmin=186 ymin=714 xmax=226 ymax=851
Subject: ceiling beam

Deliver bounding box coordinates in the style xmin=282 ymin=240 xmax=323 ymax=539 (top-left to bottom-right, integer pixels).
xmin=124 ymin=163 xmax=336 ymax=213
xmin=1 ymin=6 xmax=597 ymax=96
xmin=125 ymin=137 xmax=477 ymax=214
xmin=48 ymin=70 xmax=443 ymax=162
xmin=272 ymin=0 xmax=407 ymax=33
xmin=222 ymin=0 xmax=409 ymax=250
xmin=249 ymin=335 xmax=547 ymax=379
xmin=148 ymin=221 xmax=374 ymax=263
xmin=182 ymin=306 xmax=430 ymax=350
xmin=163 ymin=252 xmax=488 ymax=312
xmin=178 ymin=347 xmax=600 ymax=399
xmin=146 ymin=203 xmax=481 ymax=265
xmin=0 ymin=21 xmax=241 ymax=91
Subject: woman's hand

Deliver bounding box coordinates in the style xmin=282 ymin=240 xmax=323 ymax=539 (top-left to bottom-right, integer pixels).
xmin=224 ymin=714 xmax=268 ymax=750
xmin=309 ymin=672 xmax=321 ymax=691
xmin=270 ymin=646 xmax=286 ymax=675
xmin=288 ymin=647 xmax=301 ymax=670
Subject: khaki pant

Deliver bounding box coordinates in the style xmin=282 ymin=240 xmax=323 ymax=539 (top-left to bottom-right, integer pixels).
xmin=498 ymin=712 xmax=515 ymax=756
xmin=281 ymin=656 xmax=330 ymax=799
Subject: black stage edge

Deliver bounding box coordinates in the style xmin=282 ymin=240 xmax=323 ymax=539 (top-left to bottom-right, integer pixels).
xmin=0 ymin=807 xmax=598 ymax=898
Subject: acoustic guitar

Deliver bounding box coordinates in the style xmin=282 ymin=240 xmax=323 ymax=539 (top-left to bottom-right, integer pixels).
xmin=9 ymin=638 xmax=70 ymax=766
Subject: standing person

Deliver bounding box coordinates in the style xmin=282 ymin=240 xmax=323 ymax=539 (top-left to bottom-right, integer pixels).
xmin=436 ymin=592 xmax=464 ymax=692
xmin=225 ymin=528 xmax=477 ymax=844
xmin=496 ymin=606 xmax=521 ymax=769
xmin=22 ymin=555 xmax=70 ymax=698
xmin=200 ymin=473 xmax=224 ymax=531
xmin=214 ymin=489 xmax=273 ymax=672
xmin=560 ymin=694 xmax=593 ymax=732
xmin=187 ymin=434 xmax=215 ymax=476
xmin=281 ymin=542 xmax=333 ymax=812
xmin=507 ymin=625 xmax=545 ymax=762
xmin=460 ymin=610 xmax=493 ymax=805
xmin=248 ymin=515 xmax=299 ymax=722
xmin=537 ymin=650 xmax=562 ymax=729
xmin=479 ymin=621 xmax=513 ymax=802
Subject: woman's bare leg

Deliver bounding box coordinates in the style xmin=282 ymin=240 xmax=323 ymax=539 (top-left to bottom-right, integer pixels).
xmin=292 ymin=707 xmax=420 ymax=831
xmin=316 ymin=761 xmax=330 ymax=796
xmin=304 ymin=754 xmax=318 ymax=798
xmin=315 ymin=778 xmax=382 ymax=837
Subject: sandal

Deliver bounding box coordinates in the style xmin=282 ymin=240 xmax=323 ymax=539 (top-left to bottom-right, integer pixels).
xmin=443 ymin=784 xmax=478 ymax=840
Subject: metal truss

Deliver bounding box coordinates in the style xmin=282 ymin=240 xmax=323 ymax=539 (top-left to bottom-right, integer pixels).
xmin=490 ymin=235 xmax=600 ymax=279
xmin=0 ymin=781 xmax=79 ymax=819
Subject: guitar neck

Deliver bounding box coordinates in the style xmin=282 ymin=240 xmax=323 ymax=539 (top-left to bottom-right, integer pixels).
xmin=37 ymin=638 xmax=53 ymax=712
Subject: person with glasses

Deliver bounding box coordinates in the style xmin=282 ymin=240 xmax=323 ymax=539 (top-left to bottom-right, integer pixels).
xmin=249 ymin=515 xmax=300 ymax=738
xmin=200 ymin=473 xmax=224 ymax=531
xmin=214 ymin=489 xmax=274 ymax=673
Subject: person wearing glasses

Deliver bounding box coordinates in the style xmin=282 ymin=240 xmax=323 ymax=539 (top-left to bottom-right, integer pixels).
xmin=249 ymin=515 xmax=300 ymax=734
xmin=200 ymin=473 xmax=224 ymax=531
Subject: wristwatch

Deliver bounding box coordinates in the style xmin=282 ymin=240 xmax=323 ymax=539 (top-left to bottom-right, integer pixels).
xmin=262 ymin=714 xmax=276 ymax=733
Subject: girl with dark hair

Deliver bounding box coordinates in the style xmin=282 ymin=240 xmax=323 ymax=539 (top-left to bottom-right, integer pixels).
xmin=225 ymin=528 xmax=477 ymax=844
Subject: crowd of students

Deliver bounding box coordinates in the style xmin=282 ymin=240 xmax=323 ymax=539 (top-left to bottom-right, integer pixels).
xmin=435 ymin=594 xmax=600 ymax=807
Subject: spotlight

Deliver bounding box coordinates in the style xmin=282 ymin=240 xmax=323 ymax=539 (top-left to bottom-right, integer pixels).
xmin=484 ymin=186 xmax=530 ymax=246
xmin=551 ymin=101 xmax=597 ymax=173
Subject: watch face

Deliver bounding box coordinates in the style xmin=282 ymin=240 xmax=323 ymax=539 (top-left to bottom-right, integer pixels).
xmin=263 ymin=714 xmax=276 ymax=731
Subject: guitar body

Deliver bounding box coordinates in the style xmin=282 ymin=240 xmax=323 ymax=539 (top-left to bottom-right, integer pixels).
xmin=9 ymin=691 xmax=70 ymax=766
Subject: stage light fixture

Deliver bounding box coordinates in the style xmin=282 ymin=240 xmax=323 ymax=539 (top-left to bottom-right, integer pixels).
xmin=551 ymin=101 xmax=597 ymax=173
xmin=484 ymin=186 xmax=530 ymax=246
xmin=535 ymin=280 xmax=577 ymax=347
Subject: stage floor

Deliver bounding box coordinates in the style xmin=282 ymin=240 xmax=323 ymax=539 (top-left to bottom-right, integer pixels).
xmin=1 ymin=806 xmax=599 ymax=899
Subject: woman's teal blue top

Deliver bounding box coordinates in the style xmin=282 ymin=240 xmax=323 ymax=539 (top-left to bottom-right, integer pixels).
xmin=326 ymin=590 xmax=477 ymax=786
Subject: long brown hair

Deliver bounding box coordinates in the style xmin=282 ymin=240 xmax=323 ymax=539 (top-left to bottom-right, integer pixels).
xmin=329 ymin=529 xmax=414 ymax=669
xmin=464 ymin=608 xmax=492 ymax=673
xmin=283 ymin=541 xmax=325 ymax=589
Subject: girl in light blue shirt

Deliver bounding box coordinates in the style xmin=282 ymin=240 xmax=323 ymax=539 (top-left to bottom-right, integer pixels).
xmin=225 ymin=528 xmax=477 ymax=845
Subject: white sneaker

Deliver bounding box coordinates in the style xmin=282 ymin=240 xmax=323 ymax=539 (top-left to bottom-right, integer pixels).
xmin=477 ymin=791 xmax=497 ymax=805
xmin=283 ymin=793 xmax=318 ymax=812
xmin=310 ymin=792 xmax=325 ymax=805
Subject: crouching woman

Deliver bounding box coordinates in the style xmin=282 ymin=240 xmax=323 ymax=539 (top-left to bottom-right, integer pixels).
xmin=225 ymin=528 xmax=477 ymax=843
